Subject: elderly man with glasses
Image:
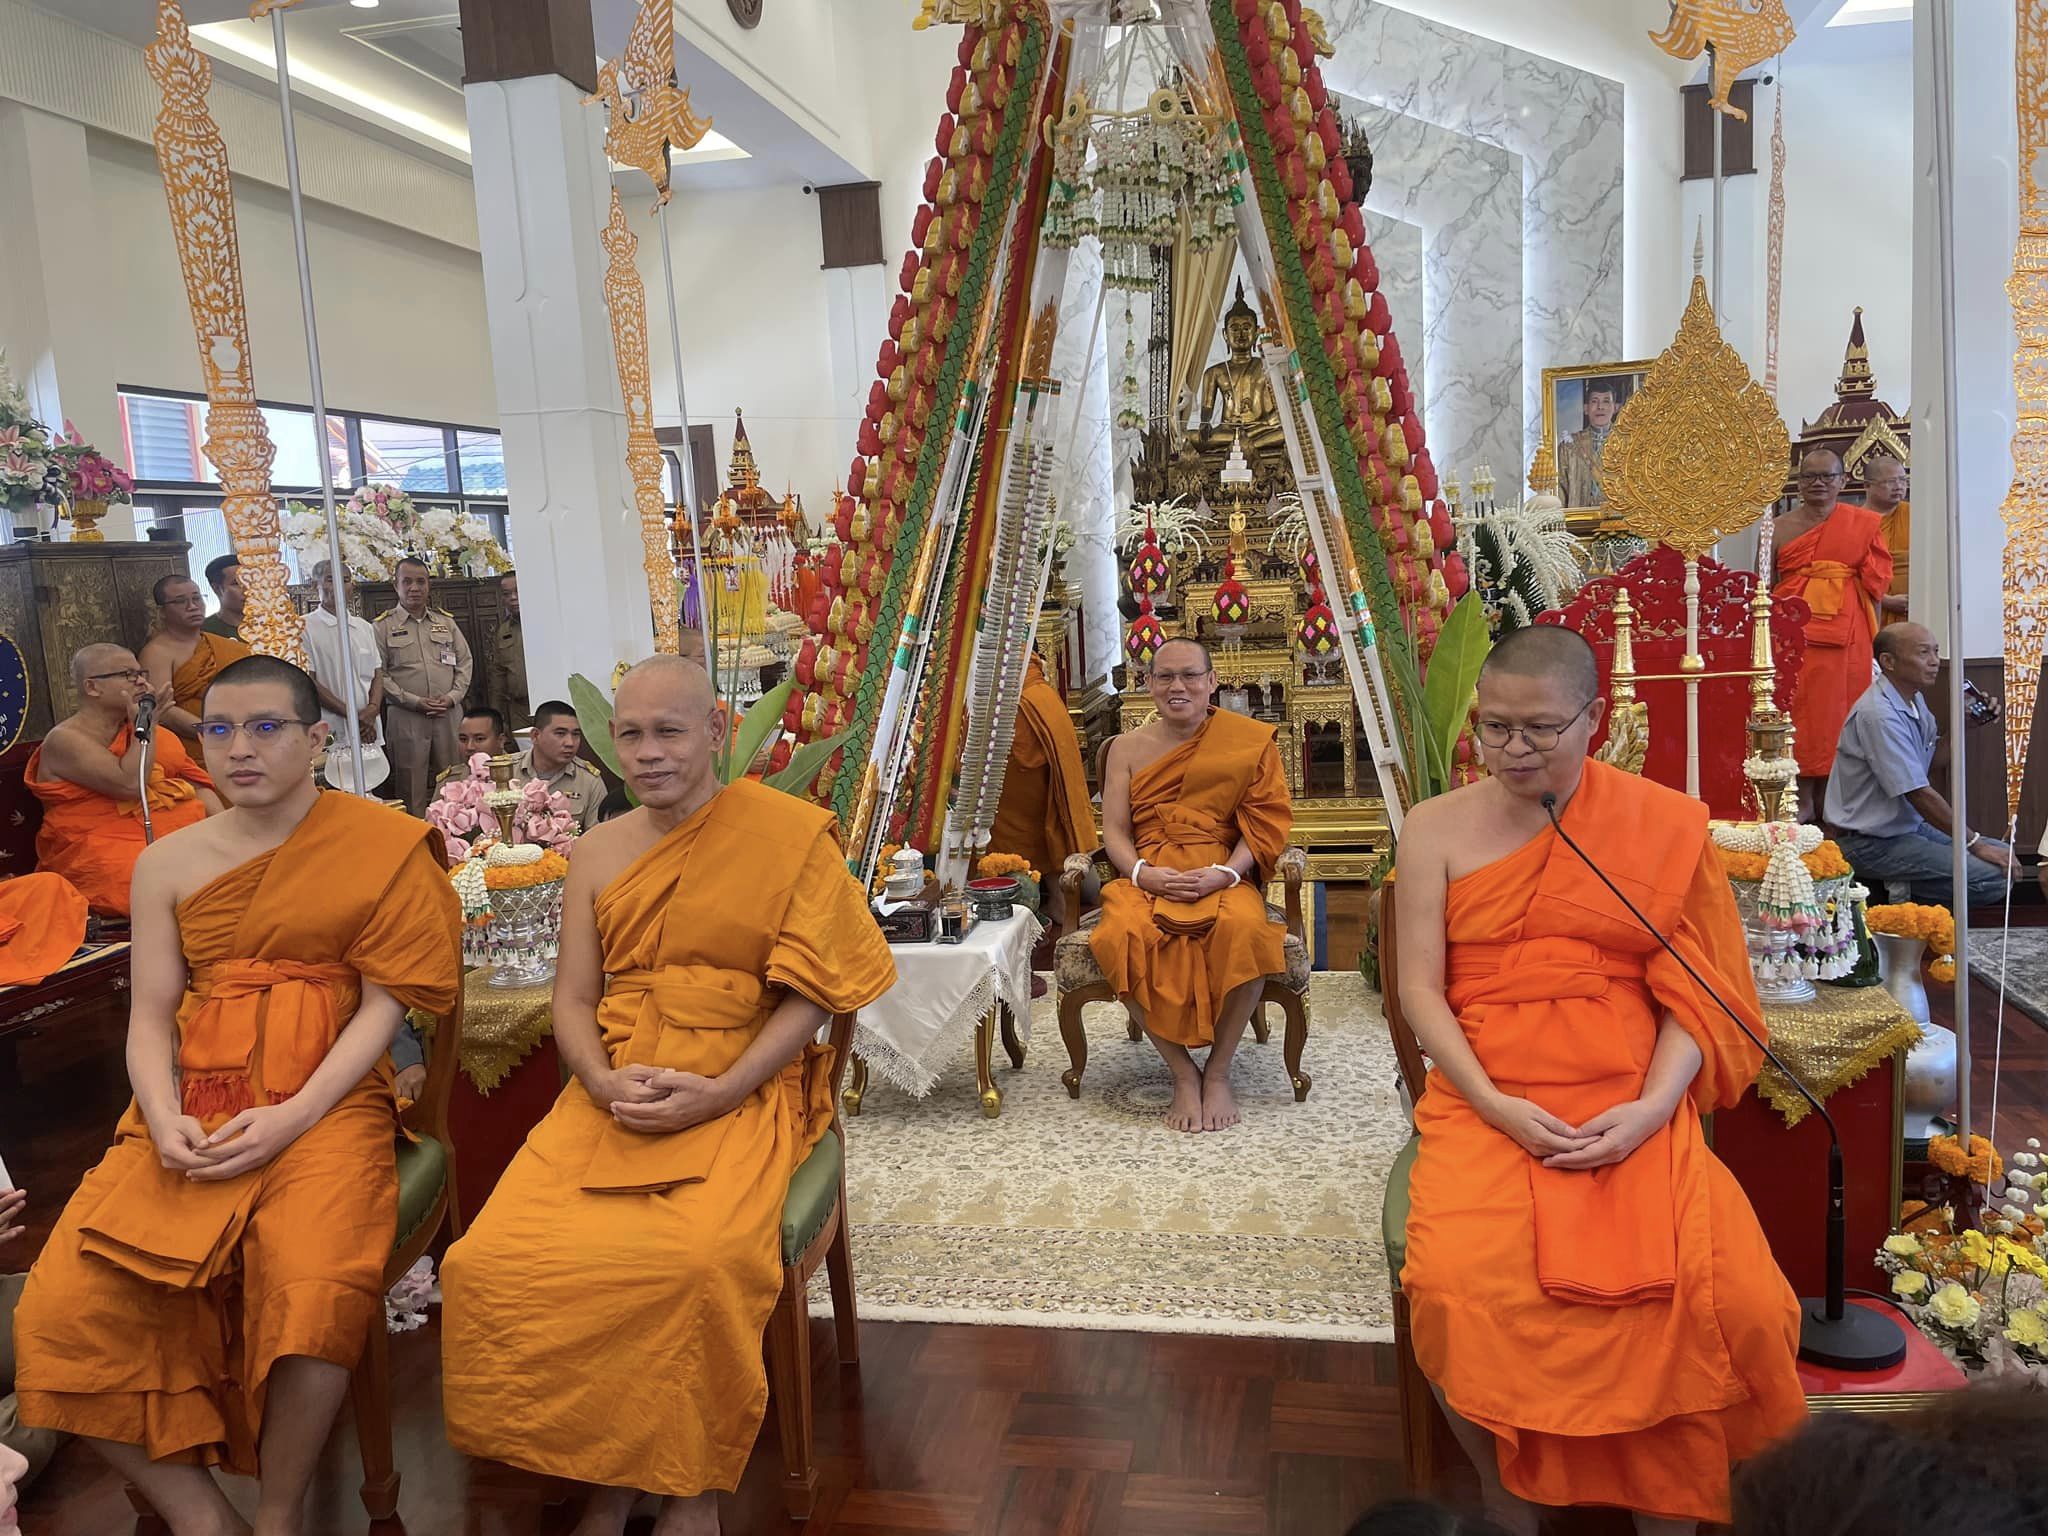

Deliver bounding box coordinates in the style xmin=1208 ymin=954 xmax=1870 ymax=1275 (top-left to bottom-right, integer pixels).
xmin=21 ymin=643 xmax=220 ymax=917
xmin=1772 ymin=447 xmax=1895 ymax=820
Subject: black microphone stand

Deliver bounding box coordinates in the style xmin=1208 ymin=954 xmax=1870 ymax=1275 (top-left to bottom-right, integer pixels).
xmin=1542 ymin=793 xmax=1906 ymax=1372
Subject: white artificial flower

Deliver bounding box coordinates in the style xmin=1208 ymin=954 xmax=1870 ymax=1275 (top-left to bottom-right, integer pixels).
xmin=1883 ymin=1233 xmax=1923 ymax=1258
xmin=1928 ymin=1281 xmax=1983 ymax=1331
xmin=1892 ymin=1270 xmax=1930 ymax=1299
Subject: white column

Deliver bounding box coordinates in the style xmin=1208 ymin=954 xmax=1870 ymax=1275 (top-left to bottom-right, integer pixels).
xmin=1912 ymin=2 xmax=2017 ymax=659
xmin=0 ymin=102 xmax=129 ymax=538
xmin=465 ymin=74 xmax=652 ymax=697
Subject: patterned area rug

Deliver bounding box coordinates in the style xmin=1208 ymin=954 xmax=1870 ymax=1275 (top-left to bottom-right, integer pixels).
xmin=813 ymin=971 xmax=1407 ymax=1342
xmin=1964 ymin=926 xmax=2048 ymax=1029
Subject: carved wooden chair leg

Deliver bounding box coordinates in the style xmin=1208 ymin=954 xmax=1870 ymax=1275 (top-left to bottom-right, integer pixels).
xmin=1393 ymin=1288 xmax=1443 ymax=1495
xmin=767 ymin=1268 xmax=817 ymax=1519
xmin=1125 ymin=1010 xmax=1142 ymax=1043
xmin=824 ymin=1180 xmax=860 ymax=1369
xmin=351 ymin=1306 xmax=401 ymax=1520
xmin=1058 ymin=983 xmax=1104 ymax=1098
xmin=1275 ymin=984 xmax=1311 ymax=1101
xmin=1251 ymin=1001 xmax=1271 ymax=1045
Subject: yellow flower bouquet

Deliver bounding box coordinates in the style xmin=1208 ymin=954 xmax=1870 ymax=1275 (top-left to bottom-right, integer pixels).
xmin=976 ymin=851 xmax=1043 ymax=917
xmin=1875 ymin=1135 xmax=2048 ymax=1380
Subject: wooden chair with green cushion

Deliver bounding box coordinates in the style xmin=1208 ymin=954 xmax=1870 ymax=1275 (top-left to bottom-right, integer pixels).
xmin=766 ymin=1008 xmax=862 ymax=1520
xmin=1376 ymin=884 xmax=1460 ymax=1496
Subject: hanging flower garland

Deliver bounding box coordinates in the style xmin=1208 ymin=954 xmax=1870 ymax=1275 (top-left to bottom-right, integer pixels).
xmin=1712 ymin=820 xmax=1824 ymax=930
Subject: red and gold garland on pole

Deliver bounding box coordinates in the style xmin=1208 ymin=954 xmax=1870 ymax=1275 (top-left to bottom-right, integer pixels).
xmin=2004 ymin=3 xmax=2048 ymax=823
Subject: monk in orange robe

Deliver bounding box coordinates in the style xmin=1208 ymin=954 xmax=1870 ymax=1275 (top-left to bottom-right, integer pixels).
xmin=1394 ymin=626 xmax=1804 ymax=1533
xmin=12 ymin=654 xmax=461 ymax=1536
xmin=1774 ymin=448 xmax=1892 ymax=807
xmin=26 ymin=644 xmax=219 ymax=918
xmin=0 ymin=872 xmax=89 ymax=988
xmin=141 ymin=574 xmax=252 ymax=744
xmin=441 ymin=656 xmax=894 ymax=1536
xmin=1091 ymin=637 xmax=1292 ymax=1133
xmin=989 ymin=653 xmax=1095 ymax=924
xmin=1861 ymin=452 xmax=1910 ymax=618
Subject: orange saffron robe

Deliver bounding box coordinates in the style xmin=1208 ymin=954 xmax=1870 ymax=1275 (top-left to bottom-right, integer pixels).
xmin=170 ymin=631 xmax=253 ymax=717
xmin=1404 ymin=761 xmax=1804 ymax=1522
xmin=1775 ymin=504 xmax=1891 ymax=776
xmin=0 ymin=871 xmax=89 ymax=987
xmin=988 ymin=655 xmax=1095 ymax=878
xmin=1877 ymin=499 xmax=1909 ymax=599
xmin=11 ymin=793 xmax=460 ymax=1471
xmin=440 ymin=779 xmax=896 ymax=1498
xmin=1088 ymin=709 xmax=1291 ymax=1047
xmin=25 ymin=723 xmax=213 ymax=917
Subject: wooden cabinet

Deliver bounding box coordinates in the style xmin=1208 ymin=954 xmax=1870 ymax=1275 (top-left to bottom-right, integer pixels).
xmin=0 ymin=540 xmax=192 ymax=739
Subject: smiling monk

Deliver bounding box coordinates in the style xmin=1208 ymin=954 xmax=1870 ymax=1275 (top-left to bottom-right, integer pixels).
xmin=12 ymin=655 xmax=461 ymax=1536
xmin=1090 ymin=637 xmax=1292 ymax=1133
xmin=441 ymin=655 xmax=894 ymax=1536
xmin=1394 ymin=626 xmax=1803 ymax=1534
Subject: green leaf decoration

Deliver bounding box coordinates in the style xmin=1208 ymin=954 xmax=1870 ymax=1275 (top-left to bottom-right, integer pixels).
xmin=1415 ymin=594 xmax=1490 ymax=801
xmin=567 ymin=672 xmax=624 ymax=783
xmin=723 ymin=677 xmax=795 ymax=785
xmin=764 ymin=729 xmax=852 ymax=798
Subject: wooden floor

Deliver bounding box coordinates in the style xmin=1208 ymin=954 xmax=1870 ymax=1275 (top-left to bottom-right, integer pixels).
xmin=11 ymin=908 xmax=2048 ymax=1535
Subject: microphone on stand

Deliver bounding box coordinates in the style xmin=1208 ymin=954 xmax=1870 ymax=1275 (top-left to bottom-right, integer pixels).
xmin=134 ymin=692 xmax=158 ymax=846
xmin=1540 ymin=792 xmax=1906 ymax=1372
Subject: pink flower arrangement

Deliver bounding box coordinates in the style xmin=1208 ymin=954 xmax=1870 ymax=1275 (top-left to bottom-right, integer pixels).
xmin=50 ymin=419 xmax=135 ymax=505
xmin=424 ymin=754 xmax=578 ymax=862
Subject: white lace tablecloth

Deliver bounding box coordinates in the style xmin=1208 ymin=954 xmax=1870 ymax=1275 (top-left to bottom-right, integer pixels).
xmin=854 ymin=911 xmax=1041 ymax=1097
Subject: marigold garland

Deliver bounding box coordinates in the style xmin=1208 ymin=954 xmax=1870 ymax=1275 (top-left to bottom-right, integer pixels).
xmin=1715 ymin=840 xmax=1851 ymax=882
xmin=1929 ymin=1133 xmax=2004 ymax=1184
xmin=483 ymin=850 xmax=569 ymax=890
xmin=977 ymin=852 xmax=1041 ymax=884
xmin=1867 ymin=901 xmax=1959 ymax=982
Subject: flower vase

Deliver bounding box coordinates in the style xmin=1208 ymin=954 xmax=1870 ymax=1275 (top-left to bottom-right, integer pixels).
xmin=68 ymin=498 xmax=108 ymax=542
xmin=1875 ymin=932 xmax=1956 ymax=1138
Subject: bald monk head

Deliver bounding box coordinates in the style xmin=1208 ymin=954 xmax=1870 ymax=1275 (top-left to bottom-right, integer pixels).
xmin=1862 ymin=453 xmax=1907 ymax=515
xmin=152 ymin=574 xmax=207 ymax=640
xmin=1796 ymin=446 xmax=1847 ymax=512
xmin=68 ymin=643 xmax=149 ymax=727
xmin=1473 ymin=625 xmax=1607 ymax=806
xmin=1146 ymin=636 xmax=1218 ymax=731
xmin=199 ymin=654 xmax=332 ymax=812
xmin=611 ymin=655 xmax=728 ymax=815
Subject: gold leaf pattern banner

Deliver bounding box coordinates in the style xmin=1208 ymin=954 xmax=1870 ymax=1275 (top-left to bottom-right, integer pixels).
xmin=2004 ymin=2 xmax=2048 ymax=823
xmin=145 ymin=0 xmax=303 ymax=667
xmin=586 ymin=0 xmax=712 ymax=206
xmin=601 ymin=189 xmax=680 ymax=654
xmin=1599 ymin=274 xmax=1790 ymax=560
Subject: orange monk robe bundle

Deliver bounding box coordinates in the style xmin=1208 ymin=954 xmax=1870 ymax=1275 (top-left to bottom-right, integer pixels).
xmin=170 ymin=631 xmax=252 ymax=717
xmin=24 ymin=723 xmax=212 ymax=916
xmin=1088 ymin=709 xmax=1291 ymax=1047
xmin=1774 ymin=504 xmax=1892 ymax=777
xmin=12 ymin=793 xmax=460 ymax=1471
xmin=1403 ymin=761 xmax=1805 ymax=1524
xmin=0 ymin=871 xmax=89 ymax=987
xmin=441 ymin=779 xmax=896 ymax=1498
xmin=988 ymin=654 xmax=1096 ymax=878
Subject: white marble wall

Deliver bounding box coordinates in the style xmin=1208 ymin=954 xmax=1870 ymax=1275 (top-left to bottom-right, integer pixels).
xmin=1317 ymin=1 xmax=1625 ymax=479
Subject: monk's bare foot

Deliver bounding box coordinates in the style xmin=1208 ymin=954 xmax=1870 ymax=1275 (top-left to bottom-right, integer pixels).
xmin=1165 ymin=1069 xmax=1204 ymax=1133
xmin=569 ymin=1483 xmax=641 ymax=1536
xmin=1200 ymin=1070 xmax=1241 ymax=1131
xmin=653 ymin=1491 xmax=721 ymax=1536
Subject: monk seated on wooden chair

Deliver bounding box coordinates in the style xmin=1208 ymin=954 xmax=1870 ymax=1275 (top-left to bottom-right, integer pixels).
xmin=11 ymin=655 xmax=462 ymax=1536
xmin=1069 ymin=637 xmax=1297 ymax=1132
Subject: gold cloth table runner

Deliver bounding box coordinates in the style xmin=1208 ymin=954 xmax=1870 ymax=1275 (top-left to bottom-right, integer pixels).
xmin=413 ymin=970 xmax=554 ymax=1096
xmin=1756 ymin=986 xmax=1920 ymax=1128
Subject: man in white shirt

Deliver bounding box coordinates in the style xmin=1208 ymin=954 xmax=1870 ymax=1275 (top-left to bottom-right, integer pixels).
xmin=302 ymin=559 xmax=386 ymax=765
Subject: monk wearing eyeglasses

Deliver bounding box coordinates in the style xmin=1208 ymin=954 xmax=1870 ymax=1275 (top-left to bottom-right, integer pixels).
xmin=141 ymin=575 xmax=252 ymax=744
xmin=24 ymin=643 xmax=220 ymax=918
xmin=1773 ymin=447 xmax=1894 ymax=818
xmin=1394 ymin=625 xmax=1803 ymax=1534
xmin=1089 ymin=637 xmax=1292 ymax=1133
xmin=12 ymin=654 xmax=461 ymax=1536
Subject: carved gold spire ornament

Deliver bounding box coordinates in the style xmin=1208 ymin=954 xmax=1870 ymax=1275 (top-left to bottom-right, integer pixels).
xmin=1648 ymin=0 xmax=1795 ymax=121
xmin=586 ymin=0 xmax=713 ymax=206
xmin=2003 ymin=2 xmax=2048 ymax=823
xmin=1599 ymin=273 xmax=1789 ymax=560
xmin=145 ymin=0 xmax=303 ymax=667
xmin=1763 ymin=75 xmax=1787 ymax=399
xmin=600 ymin=189 xmax=681 ymax=655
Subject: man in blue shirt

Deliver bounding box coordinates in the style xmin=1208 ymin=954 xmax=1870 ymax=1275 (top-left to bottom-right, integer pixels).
xmin=1825 ymin=622 xmax=2014 ymax=907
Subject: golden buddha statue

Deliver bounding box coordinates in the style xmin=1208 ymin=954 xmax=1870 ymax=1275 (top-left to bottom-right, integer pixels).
xmin=1196 ymin=280 xmax=1286 ymax=462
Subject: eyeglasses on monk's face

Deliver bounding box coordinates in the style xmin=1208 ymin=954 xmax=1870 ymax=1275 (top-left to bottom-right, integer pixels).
xmin=1474 ymin=698 xmax=1595 ymax=753
xmin=196 ymin=717 xmax=317 ymax=745
xmin=1797 ymin=469 xmax=1845 ymax=483
xmin=1149 ymin=667 xmax=1213 ymax=684
xmin=88 ymin=668 xmax=149 ymax=684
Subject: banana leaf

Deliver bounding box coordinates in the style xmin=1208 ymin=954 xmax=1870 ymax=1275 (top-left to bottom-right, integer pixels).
xmin=764 ymin=729 xmax=851 ymax=797
xmin=567 ymin=672 xmax=625 ymax=782
xmin=1415 ymin=593 xmax=1490 ymax=801
xmin=724 ymin=677 xmax=794 ymax=782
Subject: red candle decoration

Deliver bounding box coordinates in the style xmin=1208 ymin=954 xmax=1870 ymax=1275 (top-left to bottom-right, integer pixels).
xmin=1299 ymin=584 xmax=1339 ymax=656
xmin=1213 ymin=555 xmax=1251 ymax=626
xmin=1125 ymin=594 xmax=1167 ymax=669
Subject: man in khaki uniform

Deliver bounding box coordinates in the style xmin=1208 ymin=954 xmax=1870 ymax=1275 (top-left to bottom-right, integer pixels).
xmin=376 ymin=556 xmax=474 ymax=814
xmin=517 ymin=699 xmax=606 ymax=833
xmin=493 ymin=571 xmax=529 ymax=731
xmin=433 ymin=707 xmax=514 ymax=793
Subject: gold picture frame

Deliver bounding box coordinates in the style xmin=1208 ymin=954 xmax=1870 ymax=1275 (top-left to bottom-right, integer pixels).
xmin=1539 ymin=359 xmax=1655 ymax=529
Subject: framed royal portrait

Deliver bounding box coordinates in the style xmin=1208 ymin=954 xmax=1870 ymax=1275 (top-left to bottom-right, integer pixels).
xmin=1541 ymin=360 xmax=1654 ymax=523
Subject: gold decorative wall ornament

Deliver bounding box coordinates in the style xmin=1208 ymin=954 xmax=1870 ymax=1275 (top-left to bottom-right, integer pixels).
xmin=1599 ymin=273 xmax=1790 ymax=560
xmin=587 ymin=0 xmax=713 ymax=206
xmin=1649 ymin=0 xmax=1795 ymax=121
xmin=145 ymin=0 xmax=303 ymax=667
xmin=2003 ymin=2 xmax=2048 ymax=822
xmin=600 ymin=189 xmax=681 ymax=654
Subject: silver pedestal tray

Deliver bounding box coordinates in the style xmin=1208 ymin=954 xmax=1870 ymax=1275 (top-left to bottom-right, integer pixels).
xmin=1730 ymin=872 xmax=1857 ymax=1006
xmin=479 ymin=877 xmax=565 ymax=988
